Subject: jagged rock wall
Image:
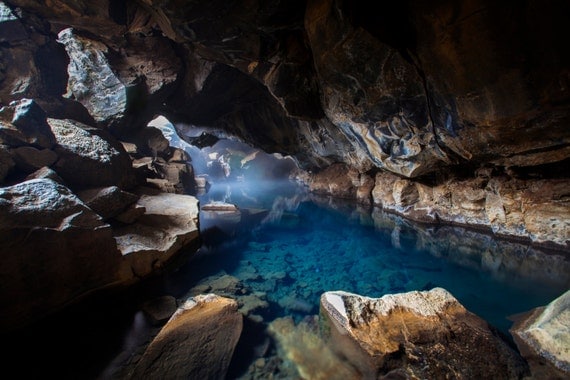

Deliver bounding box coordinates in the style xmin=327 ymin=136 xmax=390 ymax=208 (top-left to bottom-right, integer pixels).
xmin=3 ymin=0 xmax=568 ymax=177
xmin=1 ymin=1 xmax=569 ymax=242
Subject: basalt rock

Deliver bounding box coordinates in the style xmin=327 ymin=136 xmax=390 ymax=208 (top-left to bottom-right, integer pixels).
xmin=130 ymin=294 xmax=242 ymax=380
xmin=320 ymin=288 xmax=529 ymax=379
xmin=511 ymin=289 xmax=570 ymax=379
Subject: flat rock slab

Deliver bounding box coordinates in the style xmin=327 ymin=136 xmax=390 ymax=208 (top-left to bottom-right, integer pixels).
xmin=114 ymin=187 xmax=199 ymax=280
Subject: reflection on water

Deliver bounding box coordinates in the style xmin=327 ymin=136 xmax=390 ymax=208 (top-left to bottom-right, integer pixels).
xmin=172 ymin=179 xmax=569 ymax=378
xmin=8 ymin=179 xmax=566 ymax=379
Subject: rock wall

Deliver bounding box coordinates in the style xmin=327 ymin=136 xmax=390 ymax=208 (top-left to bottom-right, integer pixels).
xmin=1 ymin=0 xmax=569 ymax=329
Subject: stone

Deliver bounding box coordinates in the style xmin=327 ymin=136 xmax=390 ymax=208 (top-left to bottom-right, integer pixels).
xmin=511 ymin=289 xmax=570 ymax=379
xmin=0 ymin=144 xmax=15 ymax=182
xmin=0 ymin=99 xmax=56 ymax=149
xmin=10 ymin=146 xmax=58 ymax=172
xmin=141 ymin=295 xmax=178 ymax=326
xmin=131 ymin=294 xmax=242 ymax=379
xmin=48 ymin=118 xmax=136 ymax=190
xmin=57 ymin=28 xmax=127 ymax=127
xmin=0 ymin=178 xmax=121 ymax=332
xmin=319 ymin=288 xmax=529 ymax=379
xmin=113 ymin=187 xmax=200 ymax=281
xmin=25 ymin=166 xmax=65 ymax=184
xmin=77 ymin=186 xmax=138 ymax=219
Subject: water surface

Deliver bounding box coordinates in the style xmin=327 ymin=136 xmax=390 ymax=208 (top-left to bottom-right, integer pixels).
xmin=172 ymin=179 xmax=569 ymax=378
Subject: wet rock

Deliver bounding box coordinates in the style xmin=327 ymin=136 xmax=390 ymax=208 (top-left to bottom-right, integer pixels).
xmin=131 ymin=294 xmax=242 ymax=379
xmin=319 ymin=288 xmax=529 ymax=379
xmin=511 ymin=289 xmax=570 ymax=379
xmin=268 ymin=315 xmax=360 ymax=380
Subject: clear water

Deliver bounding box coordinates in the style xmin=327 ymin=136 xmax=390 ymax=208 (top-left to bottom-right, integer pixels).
xmin=5 ymin=179 xmax=568 ymax=379
xmin=170 ymin=179 xmax=569 ymax=378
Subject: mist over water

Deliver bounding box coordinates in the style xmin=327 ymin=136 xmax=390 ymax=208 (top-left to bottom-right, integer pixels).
xmin=187 ymin=180 xmax=569 ymax=336
xmin=141 ymin=116 xmax=570 ymax=377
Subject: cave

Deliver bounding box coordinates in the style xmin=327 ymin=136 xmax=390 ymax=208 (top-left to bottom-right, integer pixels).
xmin=0 ymin=1 xmax=569 ymax=379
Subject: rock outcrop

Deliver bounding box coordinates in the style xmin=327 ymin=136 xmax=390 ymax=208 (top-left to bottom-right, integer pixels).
xmin=511 ymin=289 xmax=570 ymax=379
xmin=130 ymin=294 xmax=243 ymax=380
xmin=1 ymin=0 xmax=568 ymax=248
xmin=320 ymin=288 xmax=529 ymax=379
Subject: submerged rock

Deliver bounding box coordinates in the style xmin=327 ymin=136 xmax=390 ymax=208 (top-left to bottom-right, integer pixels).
xmin=511 ymin=289 xmax=570 ymax=379
xmin=319 ymin=288 xmax=529 ymax=379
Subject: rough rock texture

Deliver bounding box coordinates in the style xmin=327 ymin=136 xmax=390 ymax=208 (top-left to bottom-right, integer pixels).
xmin=114 ymin=186 xmax=200 ymax=281
xmin=0 ymin=178 xmax=121 ymax=332
xmin=2 ymin=0 xmax=569 ymax=177
xmin=48 ymin=117 xmax=136 ymax=190
xmin=320 ymin=288 xmax=529 ymax=379
xmin=511 ymin=289 xmax=570 ymax=379
xmin=1 ymin=1 xmax=567 ymax=246
xmin=130 ymin=294 xmax=242 ymax=380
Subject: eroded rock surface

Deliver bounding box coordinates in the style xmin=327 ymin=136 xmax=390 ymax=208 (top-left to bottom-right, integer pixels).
xmin=511 ymin=289 xmax=570 ymax=379
xmin=320 ymin=288 xmax=529 ymax=379
xmin=130 ymin=294 xmax=242 ymax=380
xmin=0 ymin=178 xmax=121 ymax=331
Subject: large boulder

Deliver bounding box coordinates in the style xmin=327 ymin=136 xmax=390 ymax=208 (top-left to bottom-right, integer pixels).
xmin=130 ymin=294 xmax=243 ymax=379
xmin=48 ymin=117 xmax=136 ymax=190
xmin=511 ymin=289 xmax=570 ymax=379
xmin=0 ymin=178 xmax=121 ymax=332
xmin=319 ymin=288 xmax=529 ymax=379
xmin=114 ymin=187 xmax=200 ymax=281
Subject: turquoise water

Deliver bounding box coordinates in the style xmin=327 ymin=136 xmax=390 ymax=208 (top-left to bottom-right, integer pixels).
xmin=168 ymin=179 xmax=569 ymax=377
xmin=5 ymin=179 xmax=568 ymax=379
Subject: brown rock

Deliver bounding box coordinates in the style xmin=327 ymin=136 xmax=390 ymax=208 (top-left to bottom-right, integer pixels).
xmin=511 ymin=289 xmax=570 ymax=379
xmin=320 ymin=288 xmax=529 ymax=379
xmin=131 ymin=294 xmax=242 ymax=379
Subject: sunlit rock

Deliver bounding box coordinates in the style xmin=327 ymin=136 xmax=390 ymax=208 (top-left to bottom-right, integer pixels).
xmin=320 ymin=288 xmax=529 ymax=379
xmin=131 ymin=294 xmax=242 ymax=379
xmin=511 ymin=289 xmax=570 ymax=379
xmin=114 ymin=187 xmax=200 ymax=281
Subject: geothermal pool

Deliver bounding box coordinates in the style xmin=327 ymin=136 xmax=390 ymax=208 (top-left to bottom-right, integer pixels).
xmin=6 ymin=179 xmax=569 ymax=379
xmin=179 ymin=179 xmax=568 ymax=378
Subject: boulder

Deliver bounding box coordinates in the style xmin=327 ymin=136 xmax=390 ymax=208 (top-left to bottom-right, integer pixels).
xmin=0 ymin=178 xmax=121 ymax=332
xmin=131 ymin=294 xmax=242 ymax=379
xmin=0 ymin=99 xmax=56 ymax=149
xmin=48 ymin=118 xmax=136 ymax=190
xmin=319 ymin=288 xmax=529 ymax=379
xmin=511 ymin=289 xmax=570 ymax=379
xmin=77 ymin=186 xmax=138 ymax=220
xmin=113 ymin=187 xmax=200 ymax=281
